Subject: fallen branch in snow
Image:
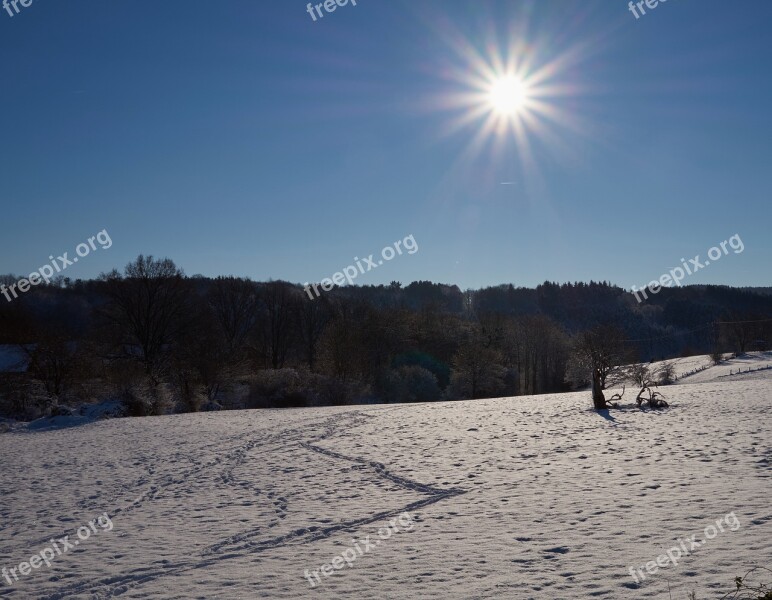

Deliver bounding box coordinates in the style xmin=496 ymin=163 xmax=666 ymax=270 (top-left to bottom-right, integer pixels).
xmin=635 ymin=386 xmax=669 ymax=409
xmin=714 ymin=566 xmax=772 ymax=599
xmin=605 ymin=385 xmax=625 ymax=409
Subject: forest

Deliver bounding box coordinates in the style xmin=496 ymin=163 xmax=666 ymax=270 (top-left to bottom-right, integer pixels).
xmin=1 ymin=255 xmax=770 ymax=419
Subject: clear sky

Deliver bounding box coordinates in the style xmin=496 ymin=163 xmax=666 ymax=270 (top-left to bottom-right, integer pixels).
xmin=1 ymin=0 xmax=770 ymax=290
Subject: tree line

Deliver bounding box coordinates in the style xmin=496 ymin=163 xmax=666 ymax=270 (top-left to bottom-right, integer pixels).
xmin=0 ymin=255 xmax=770 ymax=419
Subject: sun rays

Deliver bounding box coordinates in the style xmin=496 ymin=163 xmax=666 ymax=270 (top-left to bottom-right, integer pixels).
xmin=422 ymin=10 xmax=600 ymax=182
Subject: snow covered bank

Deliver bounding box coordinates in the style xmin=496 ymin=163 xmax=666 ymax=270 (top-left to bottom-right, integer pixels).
xmin=0 ymin=371 xmax=769 ymax=598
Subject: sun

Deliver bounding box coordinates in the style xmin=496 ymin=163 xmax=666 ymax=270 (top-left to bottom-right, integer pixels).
xmin=488 ymin=75 xmax=530 ymax=116
xmin=424 ymin=10 xmax=597 ymax=191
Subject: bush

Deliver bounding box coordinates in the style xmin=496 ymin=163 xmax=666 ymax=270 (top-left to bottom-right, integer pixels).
xmin=247 ymin=369 xmax=309 ymax=408
xmin=691 ymin=568 xmax=772 ymax=599
xmin=377 ymin=366 xmax=441 ymax=403
xmin=722 ymin=568 xmax=772 ymax=599
xmin=120 ymin=380 xmax=171 ymax=417
xmin=0 ymin=377 xmax=50 ymax=420
xmin=316 ymin=376 xmax=370 ymax=406
xmin=711 ymin=349 xmax=724 ymax=365
xmin=170 ymin=371 xmax=207 ymax=413
xmin=400 ymin=366 xmax=441 ymax=402
xmin=246 ymin=368 xmax=368 ymax=408
xmin=628 ymin=363 xmax=652 ymax=387
xmin=393 ymin=352 xmax=450 ymax=389
xmin=656 ymin=362 xmax=676 ymax=385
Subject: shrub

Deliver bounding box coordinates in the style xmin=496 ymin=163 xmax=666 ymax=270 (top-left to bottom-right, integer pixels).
xmin=628 ymin=363 xmax=652 ymax=387
xmin=377 ymin=366 xmax=441 ymax=403
xmin=656 ymin=361 xmax=676 ymax=385
xmin=120 ymin=380 xmax=171 ymax=417
xmin=0 ymin=377 xmax=50 ymax=420
xmin=711 ymin=349 xmax=724 ymax=365
xmin=393 ymin=352 xmax=450 ymax=389
xmin=691 ymin=568 xmax=772 ymax=599
xmin=170 ymin=370 xmax=207 ymax=413
xmin=245 ymin=368 xmax=368 ymax=408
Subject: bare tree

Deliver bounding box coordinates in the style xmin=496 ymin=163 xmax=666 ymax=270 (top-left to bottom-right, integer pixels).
xmin=318 ymin=304 xmax=360 ymax=383
xmin=627 ymin=363 xmax=651 ymax=387
xmin=298 ymin=293 xmax=331 ymax=370
xmin=101 ymin=255 xmax=190 ymax=378
xmin=22 ymin=335 xmax=77 ymax=401
xmin=726 ymin=315 xmax=754 ymax=355
xmin=450 ymin=325 xmax=506 ymax=400
xmin=572 ymin=325 xmax=631 ymax=410
xmin=167 ymin=276 xmax=260 ymax=404
xmin=208 ymin=277 xmax=259 ymax=354
xmin=255 ymin=281 xmax=297 ymax=369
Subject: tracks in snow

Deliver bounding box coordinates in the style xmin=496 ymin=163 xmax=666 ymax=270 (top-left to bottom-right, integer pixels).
xmin=38 ymin=409 xmax=466 ymax=599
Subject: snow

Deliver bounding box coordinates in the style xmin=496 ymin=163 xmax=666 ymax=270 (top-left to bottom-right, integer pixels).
xmin=0 ymin=362 xmax=769 ymax=599
xmin=645 ymin=351 xmax=772 ymax=385
xmin=24 ymin=400 xmax=126 ymax=432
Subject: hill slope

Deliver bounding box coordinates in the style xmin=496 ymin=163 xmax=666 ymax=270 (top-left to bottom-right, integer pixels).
xmin=0 ymin=371 xmax=770 ymax=599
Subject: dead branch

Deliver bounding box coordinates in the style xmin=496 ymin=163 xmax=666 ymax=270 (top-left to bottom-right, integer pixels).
xmin=636 ymin=385 xmax=669 ymax=409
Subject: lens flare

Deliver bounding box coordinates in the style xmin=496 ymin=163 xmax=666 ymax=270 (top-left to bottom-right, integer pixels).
xmin=488 ymin=75 xmax=530 ymax=116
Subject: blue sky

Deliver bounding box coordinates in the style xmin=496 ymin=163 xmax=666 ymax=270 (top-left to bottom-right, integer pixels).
xmin=1 ymin=0 xmax=770 ymax=290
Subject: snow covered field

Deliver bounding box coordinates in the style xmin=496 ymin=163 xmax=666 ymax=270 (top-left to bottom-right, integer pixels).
xmin=1 ymin=357 xmax=769 ymax=599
